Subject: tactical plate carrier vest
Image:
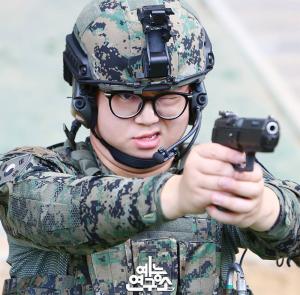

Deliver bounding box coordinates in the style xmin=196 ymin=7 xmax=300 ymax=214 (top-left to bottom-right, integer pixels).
xmin=1 ymin=140 xmax=235 ymax=294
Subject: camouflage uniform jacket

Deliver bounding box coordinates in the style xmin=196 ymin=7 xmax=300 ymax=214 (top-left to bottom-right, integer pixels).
xmin=0 ymin=138 xmax=300 ymax=295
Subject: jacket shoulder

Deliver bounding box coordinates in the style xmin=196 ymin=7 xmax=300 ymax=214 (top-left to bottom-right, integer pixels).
xmin=0 ymin=145 xmax=76 ymax=186
xmin=0 ymin=153 xmax=32 ymax=187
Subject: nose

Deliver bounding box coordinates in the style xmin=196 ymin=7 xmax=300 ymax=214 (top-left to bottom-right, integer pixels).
xmin=134 ymin=101 xmax=159 ymax=125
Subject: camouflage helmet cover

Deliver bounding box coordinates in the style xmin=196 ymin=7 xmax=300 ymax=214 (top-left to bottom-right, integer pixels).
xmin=73 ymin=0 xmax=210 ymax=91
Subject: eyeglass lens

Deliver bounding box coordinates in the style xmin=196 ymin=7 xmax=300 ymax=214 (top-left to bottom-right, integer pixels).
xmin=109 ymin=92 xmax=188 ymax=119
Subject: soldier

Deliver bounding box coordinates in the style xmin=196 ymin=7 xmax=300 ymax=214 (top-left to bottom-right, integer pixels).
xmin=0 ymin=0 xmax=300 ymax=294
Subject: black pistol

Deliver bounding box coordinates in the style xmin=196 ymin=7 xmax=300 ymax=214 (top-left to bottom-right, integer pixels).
xmin=212 ymin=111 xmax=280 ymax=172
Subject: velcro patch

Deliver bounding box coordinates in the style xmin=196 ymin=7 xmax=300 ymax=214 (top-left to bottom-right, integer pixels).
xmin=0 ymin=155 xmax=32 ymax=186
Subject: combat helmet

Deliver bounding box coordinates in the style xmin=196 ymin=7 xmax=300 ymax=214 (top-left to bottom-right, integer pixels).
xmin=63 ymin=0 xmax=214 ymax=168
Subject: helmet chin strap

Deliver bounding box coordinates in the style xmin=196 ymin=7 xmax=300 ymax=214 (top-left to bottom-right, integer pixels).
xmin=91 ymin=108 xmax=202 ymax=169
xmin=93 ymin=131 xmax=161 ymax=169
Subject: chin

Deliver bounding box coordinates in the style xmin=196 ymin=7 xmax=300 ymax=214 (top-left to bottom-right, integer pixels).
xmin=124 ymin=147 xmax=157 ymax=159
xmin=134 ymin=150 xmax=157 ymax=159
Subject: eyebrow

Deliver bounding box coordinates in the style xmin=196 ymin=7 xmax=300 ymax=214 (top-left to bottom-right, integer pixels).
xmin=142 ymin=86 xmax=190 ymax=96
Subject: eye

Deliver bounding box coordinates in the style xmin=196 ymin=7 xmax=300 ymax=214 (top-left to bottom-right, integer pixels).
xmin=160 ymin=94 xmax=180 ymax=99
xmin=158 ymin=93 xmax=184 ymax=104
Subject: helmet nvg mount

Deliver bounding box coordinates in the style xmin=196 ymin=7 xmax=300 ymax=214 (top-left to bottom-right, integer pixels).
xmin=63 ymin=0 xmax=215 ymax=169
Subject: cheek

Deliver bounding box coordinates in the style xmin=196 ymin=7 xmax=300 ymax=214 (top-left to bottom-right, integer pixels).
xmin=97 ymin=99 xmax=130 ymax=141
xmin=176 ymin=108 xmax=189 ymax=132
xmin=164 ymin=109 xmax=189 ymax=142
xmin=97 ymin=99 xmax=116 ymax=135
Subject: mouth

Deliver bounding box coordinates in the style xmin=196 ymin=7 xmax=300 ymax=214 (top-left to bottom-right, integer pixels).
xmin=132 ymin=132 xmax=161 ymax=149
xmin=134 ymin=132 xmax=160 ymax=140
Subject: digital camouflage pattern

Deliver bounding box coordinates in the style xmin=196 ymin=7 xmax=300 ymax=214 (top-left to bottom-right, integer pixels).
xmin=2 ymin=274 xmax=94 ymax=295
xmin=2 ymin=1 xmax=300 ymax=294
xmin=1 ymin=140 xmax=300 ymax=294
xmin=0 ymin=145 xmax=171 ymax=255
xmin=74 ymin=0 xmax=207 ymax=88
xmin=87 ymin=216 xmax=222 ymax=294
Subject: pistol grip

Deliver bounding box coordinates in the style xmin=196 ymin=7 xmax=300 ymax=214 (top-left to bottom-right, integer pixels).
xmin=233 ymin=152 xmax=255 ymax=172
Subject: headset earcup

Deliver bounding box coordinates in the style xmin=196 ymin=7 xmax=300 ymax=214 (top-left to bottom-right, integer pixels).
xmin=71 ymin=96 xmax=98 ymax=129
xmin=188 ymin=82 xmax=208 ymax=125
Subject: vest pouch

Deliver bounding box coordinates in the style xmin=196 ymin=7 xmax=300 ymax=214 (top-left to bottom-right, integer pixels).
xmin=2 ymin=275 xmax=89 ymax=295
xmin=130 ymin=238 xmax=178 ymax=295
xmin=87 ymin=240 xmax=133 ymax=294
xmin=177 ymin=216 xmax=221 ymax=294
xmin=87 ymin=216 xmax=222 ymax=294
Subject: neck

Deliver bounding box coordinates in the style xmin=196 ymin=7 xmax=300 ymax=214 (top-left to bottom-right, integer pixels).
xmin=90 ymin=133 xmax=173 ymax=178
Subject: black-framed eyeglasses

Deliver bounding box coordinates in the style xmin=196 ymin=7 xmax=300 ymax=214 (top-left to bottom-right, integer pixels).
xmin=104 ymin=91 xmax=192 ymax=120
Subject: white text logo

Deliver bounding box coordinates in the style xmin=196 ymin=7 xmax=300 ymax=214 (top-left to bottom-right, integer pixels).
xmin=126 ymin=256 xmax=174 ymax=292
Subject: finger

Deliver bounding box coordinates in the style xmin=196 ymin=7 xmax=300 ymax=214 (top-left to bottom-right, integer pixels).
xmin=194 ymin=143 xmax=245 ymax=164
xmin=233 ymin=163 xmax=263 ymax=182
xmin=196 ymin=158 xmax=236 ymax=177
xmin=206 ymin=205 xmax=251 ymax=228
xmin=186 ymin=188 xmax=217 ymax=211
xmin=217 ymin=177 xmax=264 ymax=198
xmin=193 ymin=174 xmax=234 ymax=192
xmin=211 ymin=192 xmax=256 ymax=214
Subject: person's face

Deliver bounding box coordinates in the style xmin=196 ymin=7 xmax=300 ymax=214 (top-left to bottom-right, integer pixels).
xmin=96 ymin=85 xmax=190 ymax=159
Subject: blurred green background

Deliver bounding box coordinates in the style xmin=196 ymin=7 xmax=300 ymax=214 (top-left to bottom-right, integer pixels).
xmin=0 ymin=1 xmax=300 ymax=294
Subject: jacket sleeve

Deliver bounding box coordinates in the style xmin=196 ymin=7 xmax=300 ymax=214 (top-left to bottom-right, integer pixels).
xmin=0 ymin=150 xmax=172 ymax=255
xmin=226 ymin=166 xmax=300 ymax=260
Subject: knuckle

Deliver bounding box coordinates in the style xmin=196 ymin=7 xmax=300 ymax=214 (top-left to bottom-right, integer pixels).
xmin=196 ymin=158 xmax=207 ymax=172
xmin=231 ymin=179 xmax=240 ymax=192
xmin=244 ymin=201 xmax=254 ymax=214
xmin=207 ymin=143 xmax=222 ymax=159
xmin=208 ymin=148 xmax=218 ymax=159
xmin=252 ymin=185 xmax=262 ymax=198
xmin=224 ymin=149 xmax=234 ymax=160
xmin=232 ymin=199 xmax=242 ymax=211
xmin=215 ymin=162 xmax=228 ymax=175
xmin=233 ymin=170 xmax=244 ymax=180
